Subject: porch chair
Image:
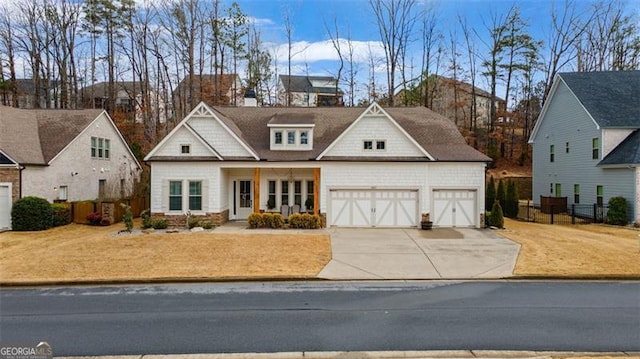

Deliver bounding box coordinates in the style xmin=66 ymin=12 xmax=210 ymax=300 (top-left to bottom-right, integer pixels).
xmin=291 ymin=204 xmax=301 ymax=215
xmin=280 ymin=205 xmax=290 ymax=219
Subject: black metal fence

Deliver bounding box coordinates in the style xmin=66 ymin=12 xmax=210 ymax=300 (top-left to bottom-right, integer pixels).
xmin=518 ymin=201 xmax=610 ymax=225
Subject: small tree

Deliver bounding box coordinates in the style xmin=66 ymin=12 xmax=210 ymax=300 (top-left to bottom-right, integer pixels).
xmin=489 ymin=200 xmax=504 ymax=228
xmin=496 ymin=179 xmax=506 ymax=210
xmin=606 ymin=196 xmax=628 ymax=226
xmin=11 ymin=196 xmax=53 ymax=231
xmin=120 ymin=203 xmax=133 ymax=232
xmin=505 ymin=180 xmax=519 ymax=218
xmin=486 ymin=176 xmax=496 ymax=211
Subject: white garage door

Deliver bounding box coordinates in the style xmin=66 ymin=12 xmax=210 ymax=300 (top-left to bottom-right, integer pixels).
xmin=433 ymin=189 xmax=476 ymax=227
xmin=0 ymin=184 xmax=11 ymax=230
xmin=329 ymin=189 xmax=418 ymax=227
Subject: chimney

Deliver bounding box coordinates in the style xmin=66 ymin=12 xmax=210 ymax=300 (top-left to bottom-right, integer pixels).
xmin=243 ymin=88 xmax=258 ymax=107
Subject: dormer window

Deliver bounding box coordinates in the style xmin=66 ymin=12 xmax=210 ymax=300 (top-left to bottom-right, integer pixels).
xmin=268 ymin=119 xmax=314 ymax=151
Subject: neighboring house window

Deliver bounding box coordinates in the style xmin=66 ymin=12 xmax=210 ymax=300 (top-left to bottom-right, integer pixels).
xmin=555 ymin=183 xmax=562 ymax=197
xmin=550 ymin=183 xmax=553 ymax=194
xmin=275 ymin=131 xmax=283 ymax=144
xmin=181 ymin=145 xmax=191 ymax=154
xmin=550 ymin=145 xmax=554 ymax=162
xmin=281 ymin=181 xmax=289 ymax=206
xmin=287 ymin=131 xmax=295 ymax=145
xmin=363 ymin=140 xmax=373 ymax=150
xmin=169 ymin=181 xmax=182 ymax=211
xmin=592 ymin=138 xmax=599 ymax=159
xmin=566 ymin=142 xmax=570 ymax=153
xmin=120 ymin=179 xmax=125 ymax=199
xmin=268 ymin=181 xmax=276 ymax=209
xmin=58 ymin=186 xmax=68 ymax=201
xmin=294 ymin=181 xmax=302 ymax=206
xmin=596 ymin=185 xmax=603 ymax=206
xmin=91 ymin=136 xmax=110 ymax=159
xmin=99 ymin=179 xmax=106 ymax=199
xmin=300 ymin=131 xmax=308 ymax=145
xmin=376 ymin=140 xmax=386 ymax=150
xmin=189 ymin=181 xmax=202 ymax=211
xmin=574 ymin=184 xmax=580 ymax=204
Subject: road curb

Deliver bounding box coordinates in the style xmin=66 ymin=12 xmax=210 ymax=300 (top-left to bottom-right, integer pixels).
xmin=54 ymin=351 xmax=638 ymax=359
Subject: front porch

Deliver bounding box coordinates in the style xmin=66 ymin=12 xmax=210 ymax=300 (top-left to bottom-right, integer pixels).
xmin=225 ymin=167 xmax=321 ymax=221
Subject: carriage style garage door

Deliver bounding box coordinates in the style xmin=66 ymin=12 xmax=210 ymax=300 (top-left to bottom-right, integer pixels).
xmin=0 ymin=184 xmax=11 ymax=230
xmin=329 ymin=189 xmax=418 ymax=227
xmin=432 ymin=189 xmax=477 ymax=227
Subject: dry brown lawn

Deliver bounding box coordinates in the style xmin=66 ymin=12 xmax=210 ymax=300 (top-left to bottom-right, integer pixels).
xmin=501 ymin=218 xmax=640 ymax=277
xmin=0 ymin=222 xmax=331 ymax=285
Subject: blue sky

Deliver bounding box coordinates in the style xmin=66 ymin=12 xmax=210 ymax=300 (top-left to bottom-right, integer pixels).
xmin=231 ymin=0 xmax=639 ymax=100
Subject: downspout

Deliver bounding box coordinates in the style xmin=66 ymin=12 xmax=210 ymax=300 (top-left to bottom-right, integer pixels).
xmin=18 ymin=164 xmax=24 ymax=199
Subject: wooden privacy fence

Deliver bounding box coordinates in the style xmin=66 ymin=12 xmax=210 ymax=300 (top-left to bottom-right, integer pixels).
xmin=68 ymin=197 xmax=150 ymax=225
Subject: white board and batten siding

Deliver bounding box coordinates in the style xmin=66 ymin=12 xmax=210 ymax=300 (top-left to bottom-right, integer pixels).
xmin=428 ymin=163 xmax=486 ymax=228
xmin=321 ymin=115 xmax=425 ymax=158
xmin=0 ymin=183 xmax=11 ymax=230
xmin=187 ymin=116 xmax=252 ymax=158
xmin=152 ymin=126 xmax=215 ymax=157
xmin=150 ymin=162 xmax=220 ymax=214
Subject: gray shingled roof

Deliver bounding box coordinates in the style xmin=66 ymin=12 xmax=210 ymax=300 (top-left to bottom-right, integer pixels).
xmin=598 ymin=129 xmax=640 ymax=166
xmin=0 ymin=106 xmax=103 ymax=165
xmin=560 ymin=71 xmax=640 ymax=128
xmin=208 ymin=106 xmax=489 ymax=162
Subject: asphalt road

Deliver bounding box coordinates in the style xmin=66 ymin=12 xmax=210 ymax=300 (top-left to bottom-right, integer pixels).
xmin=1 ymin=281 xmax=639 ymax=356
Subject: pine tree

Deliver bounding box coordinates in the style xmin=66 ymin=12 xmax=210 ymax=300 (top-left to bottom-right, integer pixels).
xmin=497 ymin=179 xmax=506 ymax=210
xmin=486 ymin=176 xmax=496 ymax=211
xmin=505 ymin=180 xmax=519 ymax=218
xmin=489 ymin=200 xmax=504 ymax=228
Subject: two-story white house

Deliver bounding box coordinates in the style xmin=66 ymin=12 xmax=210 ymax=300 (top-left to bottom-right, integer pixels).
xmin=529 ymin=71 xmax=640 ymax=223
xmin=0 ymin=106 xmax=142 ymax=229
xmin=144 ymin=102 xmax=490 ymax=228
xmin=277 ymin=75 xmax=344 ymax=107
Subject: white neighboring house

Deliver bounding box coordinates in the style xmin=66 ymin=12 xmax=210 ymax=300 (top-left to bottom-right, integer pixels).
xmin=0 ymin=106 xmax=142 ymax=229
xmin=144 ymin=101 xmax=490 ymax=228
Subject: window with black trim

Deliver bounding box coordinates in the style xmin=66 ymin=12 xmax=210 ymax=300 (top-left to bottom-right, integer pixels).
xmin=376 ymin=140 xmax=386 ymax=150
xmin=592 ymin=138 xmax=599 ymax=159
xmin=596 ymin=185 xmax=603 ymax=206
xmin=574 ymin=184 xmax=580 ymax=204
xmin=550 ymin=144 xmax=555 ymax=162
xmin=275 ymin=131 xmax=283 ymax=144
xmin=189 ymin=181 xmax=202 ymax=211
xmin=181 ymin=145 xmax=191 ymax=154
xmin=169 ymin=181 xmax=182 ymax=211
xmin=363 ymin=140 xmax=373 ymax=150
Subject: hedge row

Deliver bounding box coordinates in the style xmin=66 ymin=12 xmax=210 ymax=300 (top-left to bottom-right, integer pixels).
xmin=11 ymin=197 xmax=72 ymax=231
xmin=248 ymin=212 xmax=286 ymax=229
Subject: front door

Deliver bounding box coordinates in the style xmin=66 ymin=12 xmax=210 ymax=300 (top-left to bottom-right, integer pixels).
xmin=236 ymin=180 xmax=252 ymax=219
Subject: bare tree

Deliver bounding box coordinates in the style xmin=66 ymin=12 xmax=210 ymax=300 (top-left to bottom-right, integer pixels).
xmin=0 ymin=4 xmax=18 ymax=107
xmin=541 ymin=0 xmax=593 ymax=104
xmin=369 ymin=0 xmax=418 ymax=106
xmin=325 ymin=18 xmax=344 ymax=106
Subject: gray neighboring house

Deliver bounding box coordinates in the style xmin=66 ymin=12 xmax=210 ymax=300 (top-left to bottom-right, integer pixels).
xmin=277 ymin=75 xmax=344 ymax=107
xmin=529 ymin=71 xmax=640 ymax=222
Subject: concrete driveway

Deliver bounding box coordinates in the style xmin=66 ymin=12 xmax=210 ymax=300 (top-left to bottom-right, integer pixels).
xmin=318 ymin=227 xmax=520 ymax=280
